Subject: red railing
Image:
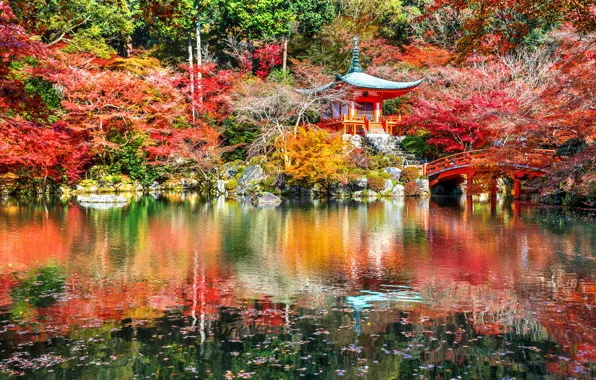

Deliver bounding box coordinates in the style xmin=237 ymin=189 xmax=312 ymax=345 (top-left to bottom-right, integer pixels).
xmin=321 ymin=115 xmax=369 ymax=135
xmin=380 ymin=116 xmax=403 ymax=136
xmin=425 ymin=149 xmax=556 ymax=176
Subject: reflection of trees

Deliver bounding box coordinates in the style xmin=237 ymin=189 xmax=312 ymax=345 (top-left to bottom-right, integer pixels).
xmin=1 ymin=195 xmax=596 ymax=377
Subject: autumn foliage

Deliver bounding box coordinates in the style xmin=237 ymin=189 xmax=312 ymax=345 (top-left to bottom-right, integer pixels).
xmin=278 ymin=128 xmax=349 ymax=189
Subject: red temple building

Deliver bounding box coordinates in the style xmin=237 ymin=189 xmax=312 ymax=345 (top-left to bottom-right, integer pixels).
xmin=302 ymin=37 xmax=423 ymax=136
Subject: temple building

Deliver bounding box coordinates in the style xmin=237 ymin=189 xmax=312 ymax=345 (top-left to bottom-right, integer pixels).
xmin=301 ymin=37 xmax=423 ymax=136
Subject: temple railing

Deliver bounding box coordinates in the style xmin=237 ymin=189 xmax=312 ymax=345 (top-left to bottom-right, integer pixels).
xmin=380 ymin=115 xmax=403 ymax=136
xmin=424 ymin=149 xmax=557 ymax=176
xmin=320 ymin=115 xmax=369 ymax=135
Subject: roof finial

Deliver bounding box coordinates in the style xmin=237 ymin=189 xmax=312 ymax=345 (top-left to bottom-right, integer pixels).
xmin=348 ymin=36 xmax=363 ymax=74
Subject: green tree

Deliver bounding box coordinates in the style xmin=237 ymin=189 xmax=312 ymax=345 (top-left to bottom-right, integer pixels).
xmin=10 ymin=0 xmax=135 ymax=58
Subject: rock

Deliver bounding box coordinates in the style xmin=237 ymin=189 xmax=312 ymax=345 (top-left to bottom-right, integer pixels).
xmin=238 ymin=165 xmax=264 ymax=195
xmin=252 ymin=192 xmax=282 ymax=206
xmin=78 ymin=194 xmax=128 ymax=204
xmin=353 ymin=190 xmax=378 ymax=200
xmin=149 ymin=181 xmax=160 ymax=191
xmin=384 ymin=179 xmax=394 ymax=192
xmin=330 ymin=183 xmax=349 ymax=198
xmin=353 ymin=177 xmax=368 ymax=191
xmin=76 ymin=185 xmax=84 ymax=192
xmin=216 ymin=180 xmax=226 ymax=195
xmin=343 ymin=134 xmax=362 ymax=148
xmin=89 ymin=185 xmax=98 ymax=193
xmin=134 ymin=183 xmax=144 ymax=192
xmin=240 ymin=165 xmax=264 ymax=184
xmin=416 ymin=178 xmax=430 ymax=194
xmin=384 ymin=167 xmax=402 ymax=180
xmin=392 ymin=184 xmax=405 ymax=197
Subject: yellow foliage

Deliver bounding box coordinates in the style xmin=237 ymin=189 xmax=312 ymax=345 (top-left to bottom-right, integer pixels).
xmin=277 ymin=128 xmax=350 ymax=188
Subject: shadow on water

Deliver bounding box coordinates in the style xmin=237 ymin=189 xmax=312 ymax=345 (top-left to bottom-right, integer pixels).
xmin=0 ymin=194 xmax=595 ymax=378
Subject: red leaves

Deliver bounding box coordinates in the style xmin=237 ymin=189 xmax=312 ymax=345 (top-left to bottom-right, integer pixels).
xmin=253 ymin=43 xmax=283 ymax=79
xmin=0 ymin=2 xmax=44 ymax=69
xmin=405 ymin=92 xmax=516 ymax=152
xmin=0 ymin=118 xmax=90 ymax=183
xmin=182 ymin=62 xmax=236 ymax=121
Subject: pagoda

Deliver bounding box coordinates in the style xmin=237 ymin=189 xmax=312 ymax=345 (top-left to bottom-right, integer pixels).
xmin=301 ymin=37 xmax=423 ymax=136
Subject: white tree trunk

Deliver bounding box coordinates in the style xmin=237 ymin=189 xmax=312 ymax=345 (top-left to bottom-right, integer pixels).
xmin=195 ymin=13 xmax=203 ymax=105
xmin=188 ymin=35 xmax=196 ymax=125
xmin=282 ymin=39 xmax=288 ymax=73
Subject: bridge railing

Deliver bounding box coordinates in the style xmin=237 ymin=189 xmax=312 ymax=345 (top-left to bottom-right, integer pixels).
xmin=425 ymin=149 xmax=556 ymax=176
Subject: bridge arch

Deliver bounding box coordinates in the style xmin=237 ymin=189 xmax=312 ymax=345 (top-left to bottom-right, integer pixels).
xmin=424 ymin=149 xmax=556 ymax=199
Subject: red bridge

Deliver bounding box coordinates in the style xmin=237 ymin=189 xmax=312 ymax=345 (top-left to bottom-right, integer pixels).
xmin=423 ymin=149 xmax=557 ymax=199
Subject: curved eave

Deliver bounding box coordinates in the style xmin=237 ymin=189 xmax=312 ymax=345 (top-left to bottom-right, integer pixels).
xmin=336 ymin=73 xmax=424 ymax=91
xmin=295 ymin=81 xmax=336 ymax=95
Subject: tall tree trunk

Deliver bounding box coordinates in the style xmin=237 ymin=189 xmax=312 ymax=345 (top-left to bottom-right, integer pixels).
xmin=282 ymin=38 xmax=288 ymax=73
xmin=125 ymin=35 xmax=133 ymax=58
xmin=195 ymin=13 xmax=203 ymax=106
xmin=188 ymin=35 xmax=196 ymax=125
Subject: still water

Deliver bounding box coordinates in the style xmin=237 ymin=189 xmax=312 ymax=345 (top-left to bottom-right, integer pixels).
xmin=0 ymin=195 xmax=595 ymax=379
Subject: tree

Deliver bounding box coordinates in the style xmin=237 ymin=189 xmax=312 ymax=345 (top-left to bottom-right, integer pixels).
xmin=277 ymin=128 xmax=350 ymax=189
xmin=425 ymin=0 xmax=596 ymax=58
xmin=404 ymin=93 xmax=515 ymax=153
xmin=9 ymin=0 xmax=135 ymax=58
xmin=233 ymin=59 xmax=346 ymax=157
xmin=214 ymin=0 xmax=296 ymax=41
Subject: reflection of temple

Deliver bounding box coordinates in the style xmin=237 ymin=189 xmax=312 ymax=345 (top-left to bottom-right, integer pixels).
xmin=300 ymin=37 xmax=423 ymax=135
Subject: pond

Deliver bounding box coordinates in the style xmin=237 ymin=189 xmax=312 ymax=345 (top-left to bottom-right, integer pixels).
xmin=1 ymin=195 xmax=595 ymax=379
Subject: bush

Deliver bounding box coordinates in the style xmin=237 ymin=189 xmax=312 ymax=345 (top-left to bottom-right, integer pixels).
xmin=404 ymin=181 xmax=420 ymax=196
xmin=401 ymin=166 xmax=420 ymax=183
xmin=225 ymin=178 xmax=238 ymax=192
xmin=367 ymin=174 xmax=386 ymax=192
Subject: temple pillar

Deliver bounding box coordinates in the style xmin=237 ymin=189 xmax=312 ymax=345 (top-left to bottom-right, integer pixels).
xmin=513 ymin=178 xmax=522 ymax=200
xmin=490 ymin=179 xmax=498 ymax=197
xmin=350 ymin=101 xmax=356 ymax=118
xmin=374 ymin=101 xmax=381 ymax=122
xmin=466 ymin=174 xmax=474 ymax=198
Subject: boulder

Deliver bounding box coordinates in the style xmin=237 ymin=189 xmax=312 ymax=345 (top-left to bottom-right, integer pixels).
xmin=353 ymin=177 xmax=368 ymax=191
xmin=384 ymin=167 xmax=402 ymax=180
xmin=89 ymin=185 xmax=98 ymax=193
xmin=330 ymin=183 xmax=349 ymax=198
xmin=353 ymin=190 xmax=378 ymax=200
xmin=76 ymin=185 xmax=85 ymax=192
xmin=78 ymin=194 xmax=128 ymax=204
xmin=416 ymin=178 xmax=430 ymax=195
xmin=384 ymin=179 xmax=394 ymax=192
xmin=252 ymin=192 xmax=282 ymax=206
xmin=392 ymin=184 xmax=405 ymax=197
xmin=238 ymin=165 xmax=264 ymax=195
xmin=216 ymin=180 xmax=226 ymax=195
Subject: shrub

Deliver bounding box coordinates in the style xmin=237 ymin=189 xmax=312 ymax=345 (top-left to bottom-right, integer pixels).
xmin=225 ymin=178 xmax=238 ymax=192
xmin=404 ymin=181 xmax=420 ymax=196
xmin=367 ymin=174 xmax=386 ymax=192
xmin=401 ymin=166 xmax=420 ymax=183
xmin=102 ymin=174 xmax=122 ymax=184
xmin=348 ymin=148 xmax=370 ymax=169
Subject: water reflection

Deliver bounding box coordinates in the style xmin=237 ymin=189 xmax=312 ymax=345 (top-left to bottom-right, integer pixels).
xmin=0 ymin=195 xmax=595 ymax=378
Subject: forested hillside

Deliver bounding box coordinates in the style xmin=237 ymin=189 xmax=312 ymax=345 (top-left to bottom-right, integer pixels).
xmin=0 ymin=0 xmax=594 ymax=204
